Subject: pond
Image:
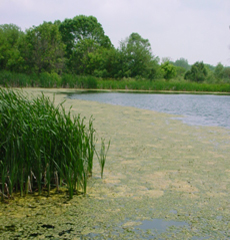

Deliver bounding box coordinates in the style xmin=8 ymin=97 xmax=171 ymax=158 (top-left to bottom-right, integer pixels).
xmin=69 ymin=92 xmax=230 ymax=129
xmin=1 ymin=89 xmax=230 ymax=239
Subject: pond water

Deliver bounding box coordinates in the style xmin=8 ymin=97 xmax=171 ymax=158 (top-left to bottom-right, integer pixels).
xmin=137 ymin=218 xmax=189 ymax=232
xmin=69 ymin=92 xmax=230 ymax=129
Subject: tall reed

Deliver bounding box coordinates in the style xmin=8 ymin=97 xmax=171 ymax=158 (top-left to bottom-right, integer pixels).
xmin=95 ymin=138 xmax=110 ymax=179
xmin=1 ymin=70 xmax=229 ymax=92
xmin=0 ymin=88 xmax=100 ymax=200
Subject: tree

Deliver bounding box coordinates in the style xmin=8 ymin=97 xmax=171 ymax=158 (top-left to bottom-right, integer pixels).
xmin=59 ymin=15 xmax=112 ymax=73
xmin=70 ymin=38 xmax=105 ymax=75
xmin=19 ymin=22 xmax=66 ymax=74
xmin=223 ymin=67 xmax=230 ymax=82
xmin=214 ymin=63 xmax=224 ymax=79
xmin=118 ymin=32 xmax=157 ymax=78
xmin=0 ymin=24 xmax=24 ymax=71
xmin=89 ymin=47 xmax=126 ymax=78
xmin=173 ymin=58 xmax=190 ymax=71
xmin=160 ymin=61 xmax=177 ymax=80
xmin=184 ymin=61 xmax=208 ymax=82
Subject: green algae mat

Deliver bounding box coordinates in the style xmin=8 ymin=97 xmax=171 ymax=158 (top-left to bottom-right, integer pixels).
xmin=0 ymin=88 xmax=229 ymax=239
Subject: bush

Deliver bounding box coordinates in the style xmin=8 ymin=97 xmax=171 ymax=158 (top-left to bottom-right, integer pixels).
xmin=184 ymin=62 xmax=208 ymax=82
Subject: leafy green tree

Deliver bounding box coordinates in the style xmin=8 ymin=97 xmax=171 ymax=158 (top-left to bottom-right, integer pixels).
xmin=160 ymin=61 xmax=177 ymax=80
xmin=214 ymin=63 xmax=224 ymax=79
xmin=0 ymin=24 xmax=24 ymax=71
xmin=223 ymin=67 xmax=230 ymax=82
xmin=68 ymin=38 xmax=111 ymax=76
xmin=184 ymin=61 xmax=208 ymax=82
xmin=118 ymin=32 xmax=157 ymax=78
xmin=205 ymin=64 xmax=215 ymax=72
xmin=19 ymin=22 xmax=65 ymax=74
xmin=162 ymin=57 xmax=173 ymax=64
xmin=175 ymin=66 xmax=187 ymax=77
xmin=173 ymin=58 xmax=190 ymax=71
xmin=59 ymin=15 xmax=112 ymax=73
xmin=97 ymin=47 xmax=120 ymax=78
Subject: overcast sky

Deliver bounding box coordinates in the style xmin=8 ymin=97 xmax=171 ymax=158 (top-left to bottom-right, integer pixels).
xmin=1 ymin=0 xmax=230 ymax=66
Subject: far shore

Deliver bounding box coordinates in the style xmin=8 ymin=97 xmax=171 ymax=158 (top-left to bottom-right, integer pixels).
xmin=8 ymin=86 xmax=230 ymax=95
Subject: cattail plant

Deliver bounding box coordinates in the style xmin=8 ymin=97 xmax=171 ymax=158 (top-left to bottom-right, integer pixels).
xmin=0 ymin=88 xmax=104 ymax=200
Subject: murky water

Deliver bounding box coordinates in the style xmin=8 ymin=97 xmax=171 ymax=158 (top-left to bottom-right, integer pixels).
xmin=69 ymin=92 xmax=230 ymax=129
xmin=137 ymin=218 xmax=189 ymax=232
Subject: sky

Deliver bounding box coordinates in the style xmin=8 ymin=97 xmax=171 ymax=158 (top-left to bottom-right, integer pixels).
xmin=1 ymin=0 xmax=230 ymax=66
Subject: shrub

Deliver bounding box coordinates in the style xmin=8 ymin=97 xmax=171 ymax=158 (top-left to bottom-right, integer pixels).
xmin=184 ymin=62 xmax=208 ymax=82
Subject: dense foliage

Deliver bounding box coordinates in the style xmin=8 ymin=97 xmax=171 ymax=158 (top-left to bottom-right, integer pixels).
xmin=184 ymin=62 xmax=208 ymax=82
xmin=0 ymin=88 xmax=109 ymax=200
xmin=0 ymin=15 xmax=230 ymax=87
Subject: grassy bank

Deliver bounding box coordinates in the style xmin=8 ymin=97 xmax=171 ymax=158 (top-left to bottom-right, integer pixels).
xmin=0 ymin=70 xmax=230 ymax=93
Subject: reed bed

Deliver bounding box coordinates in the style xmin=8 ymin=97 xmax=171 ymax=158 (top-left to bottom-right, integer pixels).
xmin=0 ymin=71 xmax=98 ymax=89
xmin=0 ymin=70 xmax=229 ymax=93
xmin=0 ymin=88 xmax=100 ymax=200
xmin=97 ymin=79 xmax=230 ymax=92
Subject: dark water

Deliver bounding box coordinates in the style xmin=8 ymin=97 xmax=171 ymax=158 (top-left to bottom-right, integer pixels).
xmin=68 ymin=92 xmax=230 ymax=129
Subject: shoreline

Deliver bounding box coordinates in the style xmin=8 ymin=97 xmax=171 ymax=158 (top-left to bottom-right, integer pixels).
xmin=3 ymin=86 xmax=230 ymax=95
xmin=72 ymin=88 xmax=230 ymax=95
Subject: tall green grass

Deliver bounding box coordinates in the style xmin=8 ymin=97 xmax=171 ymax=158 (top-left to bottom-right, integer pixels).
xmin=0 ymin=71 xmax=98 ymax=89
xmin=0 ymin=88 xmax=103 ymax=200
xmin=97 ymin=79 xmax=230 ymax=92
xmin=0 ymin=70 xmax=229 ymax=92
xmin=96 ymin=138 xmax=110 ymax=179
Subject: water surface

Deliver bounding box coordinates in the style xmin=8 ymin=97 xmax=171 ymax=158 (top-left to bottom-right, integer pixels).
xmin=69 ymin=93 xmax=230 ymax=129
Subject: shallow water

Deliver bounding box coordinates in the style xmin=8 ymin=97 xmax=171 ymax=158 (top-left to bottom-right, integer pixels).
xmin=69 ymin=92 xmax=230 ymax=129
xmin=137 ymin=218 xmax=189 ymax=231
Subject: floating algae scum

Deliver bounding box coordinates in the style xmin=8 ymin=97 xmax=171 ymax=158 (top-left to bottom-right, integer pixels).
xmin=0 ymin=88 xmax=230 ymax=239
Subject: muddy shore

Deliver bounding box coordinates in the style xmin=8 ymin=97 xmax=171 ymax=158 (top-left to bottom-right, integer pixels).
xmin=0 ymin=88 xmax=229 ymax=239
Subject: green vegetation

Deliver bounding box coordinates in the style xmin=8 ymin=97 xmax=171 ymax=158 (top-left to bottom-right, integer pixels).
xmin=160 ymin=61 xmax=177 ymax=80
xmin=0 ymin=15 xmax=229 ymax=91
xmin=97 ymin=78 xmax=230 ymax=92
xmin=184 ymin=61 xmax=208 ymax=82
xmin=0 ymin=71 xmax=229 ymax=92
xmin=0 ymin=88 xmax=108 ymax=200
xmin=96 ymin=138 xmax=110 ymax=179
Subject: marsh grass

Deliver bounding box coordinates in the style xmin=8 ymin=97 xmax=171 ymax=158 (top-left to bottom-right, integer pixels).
xmin=0 ymin=88 xmax=100 ymax=200
xmin=96 ymin=138 xmax=110 ymax=179
xmin=97 ymin=79 xmax=230 ymax=92
xmin=1 ymin=71 xmax=229 ymax=93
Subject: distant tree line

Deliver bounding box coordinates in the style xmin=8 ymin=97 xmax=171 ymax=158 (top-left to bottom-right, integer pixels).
xmin=0 ymin=15 xmax=230 ymax=83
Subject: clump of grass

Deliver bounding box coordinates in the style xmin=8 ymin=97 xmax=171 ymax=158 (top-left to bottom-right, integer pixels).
xmin=0 ymin=88 xmax=99 ymax=200
xmin=96 ymin=138 xmax=110 ymax=179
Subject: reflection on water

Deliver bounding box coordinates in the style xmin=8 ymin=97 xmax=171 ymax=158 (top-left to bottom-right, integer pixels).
xmin=69 ymin=92 xmax=230 ymax=129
